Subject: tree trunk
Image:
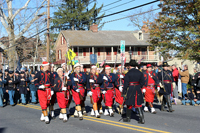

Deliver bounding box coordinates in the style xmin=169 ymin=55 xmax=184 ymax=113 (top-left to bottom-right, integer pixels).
xmin=8 ymin=22 xmax=16 ymax=70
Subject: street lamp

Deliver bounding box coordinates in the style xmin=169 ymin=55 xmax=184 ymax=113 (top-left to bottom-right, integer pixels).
xmin=129 ymin=50 xmax=132 ymax=61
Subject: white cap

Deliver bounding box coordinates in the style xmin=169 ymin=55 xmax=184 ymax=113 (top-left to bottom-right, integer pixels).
xmin=56 ymin=68 xmax=63 ymax=73
xmin=74 ymin=63 xmax=81 ymax=68
xmin=91 ymin=65 xmax=97 ymax=69
xmin=51 ymin=64 xmax=54 ymax=67
xmin=61 ymin=63 xmax=66 ymax=67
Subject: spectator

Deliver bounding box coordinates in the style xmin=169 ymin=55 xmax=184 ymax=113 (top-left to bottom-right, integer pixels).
xmin=142 ymin=65 xmax=147 ymax=73
xmin=194 ymin=68 xmax=200 ymax=104
xmin=29 ymin=72 xmax=37 ymax=104
xmin=192 ymin=68 xmax=198 ymax=96
xmin=172 ymin=64 xmax=179 ymax=104
xmin=181 ymin=88 xmax=195 ymax=106
xmin=178 ymin=65 xmax=189 ymax=99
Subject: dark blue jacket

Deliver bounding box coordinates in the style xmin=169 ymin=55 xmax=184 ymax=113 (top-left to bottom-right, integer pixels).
xmin=29 ymin=76 xmax=37 ymax=91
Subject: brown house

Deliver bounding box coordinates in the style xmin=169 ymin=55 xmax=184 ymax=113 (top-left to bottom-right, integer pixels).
xmin=0 ymin=36 xmax=44 ymax=70
xmin=54 ymin=25 xmax=159 ymax=71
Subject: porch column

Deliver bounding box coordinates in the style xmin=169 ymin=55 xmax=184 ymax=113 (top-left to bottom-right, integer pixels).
xmin=111 ymin=46 xmax=113 ymax=61
xmin=92 ymin=47 xmax=94 ymax=54
xmin=147 ymin=46 xmax=149 ymax=61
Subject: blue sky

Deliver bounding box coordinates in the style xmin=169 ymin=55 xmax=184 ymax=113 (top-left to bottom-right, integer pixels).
xmin=0 ymin=0 xmax=161 ymax=38
xmin=95 ymin=0 xmax=160 ymax=31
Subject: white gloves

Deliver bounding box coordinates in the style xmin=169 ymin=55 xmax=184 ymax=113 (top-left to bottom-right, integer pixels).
xmin=119 ymin=86 xmax=123 ymax=92
xmin=103 ymin=76 xmax=108 ymax=81
xmin=62 ymin=87 xmax=67 ymax=91
xmin=172 ymin=82 xmax=176 ymax=89
xmin=194 ymin=83 xmax=196 ymax=86
xmin=142 ymin=89 xmax=146 ymax=93
xmin=51 ymin=91 xmax=54 ymax=96
xmin=113 ymin=69 xmax=116 ymax=74
xmin=88 ymin=91 xmax=93 ymax=96
xmin=64 ymin=73 xmax=69 ymax=79
xmin=157 ymin=87 xmax=160 ymax=92
xmin=39 ymin=85 xmax=45 ymax=89
xmin=120 ymin=75 xmax=124 ymax=79
xmin=74 ymin=78 xmax=79 ymax=82
xmin=102 ymin=90 xmax=107 ymax=94
xmin=89 ymin=79 xmax=94 ymax=83
xmin=159 ymin=82 xmax=164 ymax=88
xmin=76 ymin=89 xmax=80 ymax=93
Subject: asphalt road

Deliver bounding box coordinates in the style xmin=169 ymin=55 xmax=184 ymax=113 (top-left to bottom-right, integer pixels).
xmin=0 ymin=97 xmax=200 ymax=133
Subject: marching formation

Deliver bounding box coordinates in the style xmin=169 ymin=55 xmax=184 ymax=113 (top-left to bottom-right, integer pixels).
xmin=0 ymin=59 xmax=178 ymax=124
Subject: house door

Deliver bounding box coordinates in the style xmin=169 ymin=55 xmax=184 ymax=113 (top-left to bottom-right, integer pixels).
xmin=106 ymin=48 xmax=111 ymax=61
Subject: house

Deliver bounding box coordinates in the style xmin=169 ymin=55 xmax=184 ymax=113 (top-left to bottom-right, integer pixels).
xmin=0 ymin=36 xmax=44 ymax=71
xmin=54 ymin=24 xmax=159 ymax=71
xmin=167 ymin=57 xmax=199 ymax=75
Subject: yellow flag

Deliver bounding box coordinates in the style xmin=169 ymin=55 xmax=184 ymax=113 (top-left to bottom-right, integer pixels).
xmin=65 ymin=49 xmax=76 ymax=61
xmin=96 ymin=63 xmax=99 ymax=68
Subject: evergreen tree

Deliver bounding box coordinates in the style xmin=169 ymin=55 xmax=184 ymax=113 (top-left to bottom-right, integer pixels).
xmin=149 ymin=0 xmax=200 ymax=61
xmin=52 ymin=0 xmax=104 ymax=30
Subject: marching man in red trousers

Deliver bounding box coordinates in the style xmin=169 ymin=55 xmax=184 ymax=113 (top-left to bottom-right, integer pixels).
xmin=142 ymin=64 xmax=160 ymax=114
xmin=53 ymin=67 xmax=72 ymax=122
xmin=34 ymin=61 xmax=53 ymax=124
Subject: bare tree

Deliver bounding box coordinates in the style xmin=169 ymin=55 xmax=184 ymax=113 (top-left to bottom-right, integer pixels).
xmin=128 ymin=6 xmax=158 ymax=32
xmin=0 ymin=0 xmax=46 ymax=69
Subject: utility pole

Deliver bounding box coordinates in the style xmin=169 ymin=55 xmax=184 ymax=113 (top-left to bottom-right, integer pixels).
xmin=47 ymin=0 xmax=50 ymax=62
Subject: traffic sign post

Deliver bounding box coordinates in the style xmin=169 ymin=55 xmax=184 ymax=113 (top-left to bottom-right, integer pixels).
xmin=120 ymin=40 xmax=125 ymax=66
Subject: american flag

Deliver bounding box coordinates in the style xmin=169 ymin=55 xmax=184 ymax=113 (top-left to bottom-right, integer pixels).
xmin=138 ymin=57 xmax=144 ymax=64
xmin=100 ymin=59 xmax=106 ymax=67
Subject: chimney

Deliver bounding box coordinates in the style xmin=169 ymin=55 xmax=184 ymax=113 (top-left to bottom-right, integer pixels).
xmin=90 ymin=23 xmax=98 ymax=32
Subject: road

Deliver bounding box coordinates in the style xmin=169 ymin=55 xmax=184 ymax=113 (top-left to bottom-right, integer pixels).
xmin=0 ymin=97 xmax=200 ymax=133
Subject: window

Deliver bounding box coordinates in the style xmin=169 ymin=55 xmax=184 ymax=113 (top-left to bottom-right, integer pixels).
xmin=58 ymin=50 xmax=62 ymax=59
xmin=139 ymin=32 xmax=143 ymax=40
xmin=61 ymin=36 xmax=64 ymax=45
xmin=78 ymin=48 xmax=83 ymax=57
xmin=133 ymin=47 xmax=138 ymax=55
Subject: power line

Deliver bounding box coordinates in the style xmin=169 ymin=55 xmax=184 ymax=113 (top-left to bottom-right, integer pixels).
xmin=100 ymin=0 xmax=135 ymax=13
xmin=3 ymin=0 xmax=185 ymax=51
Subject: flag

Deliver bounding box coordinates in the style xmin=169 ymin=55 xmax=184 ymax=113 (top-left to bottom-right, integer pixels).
xmin=100 ymin=59 xmax=106 ymax=67
xmin=138 ymin=57 xmax=144 ymax=64
xmin=16 ymin=59 xmax=22 ymax=71
xmin=65 ymin=49 xmax=76 ymax=61
xmin=123 ymin=58 xmax=126 ymax=65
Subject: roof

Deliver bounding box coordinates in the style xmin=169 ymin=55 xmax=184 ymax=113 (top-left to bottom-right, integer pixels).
xmin=55 ymin=30 xmax=150 ymax=48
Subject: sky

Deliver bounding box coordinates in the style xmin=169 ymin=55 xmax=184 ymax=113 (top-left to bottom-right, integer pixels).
xmin=0 ymin=0 xmax=161 ymax=39
xmin=94 ymin=0 xmax=161 ymax=31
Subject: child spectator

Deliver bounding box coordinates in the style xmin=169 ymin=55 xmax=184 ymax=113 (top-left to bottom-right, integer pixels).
xmin=182 ymin=88 xmax=195 ymax=106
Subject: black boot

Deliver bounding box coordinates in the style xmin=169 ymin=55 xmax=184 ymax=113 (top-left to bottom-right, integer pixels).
xmin=167 ymin=95 xmax=174 ymax=112
xmin=123 ymin=109 xmax=131 ymax=122
xmin=161 ymin=97 xmax=166 ymax=111
xmin=137 ymin=107 xmax=145 ymax=124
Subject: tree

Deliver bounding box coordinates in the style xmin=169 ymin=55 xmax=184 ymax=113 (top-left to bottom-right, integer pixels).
xmin=128 ymin=6 xmax=157 ymax=31
xmin=0 ymin=0 xmax=46 ymax=69
xmin=149 ymin=0 xmax=200 ymax=61
xmin=52 ymin=0 xmax=104 ymax=30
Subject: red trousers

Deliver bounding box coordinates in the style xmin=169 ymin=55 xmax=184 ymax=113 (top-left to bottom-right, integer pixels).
xmin=103 ymin=89 xmax=114 ymax=107
xmin=91 ymin=87 xmax=101 ymax=103
xmin=143 ymin=87 xmax=155 ymax=103
xmin=56 ymin=91 xmax=69 ymax=108
xmin=72 ymin=87 xmax=85 ymax=105
xmin=115 ymin=88 xmax=123 ymax=105
xmin=38 ymin=88 xmax=51 ymax=110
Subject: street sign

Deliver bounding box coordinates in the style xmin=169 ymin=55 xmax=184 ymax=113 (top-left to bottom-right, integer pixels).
xmin=120 ymin=40 xmax=125 ymax=53
xmin=66 ymin=49 xmax=76 ymax=61
xmin=90 ymin=54 xmax=97 ymax=64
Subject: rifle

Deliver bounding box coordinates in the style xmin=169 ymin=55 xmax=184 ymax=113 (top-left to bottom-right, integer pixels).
xmin=64 ymin=49 xmax=68 ymax=98
xmin=103 ymin=61 xmax=107 ymax=103
xmin=89 ymin=63 xmax=94 ymax=104
xmin=74 ymin=67 xmax=83 ymax=101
